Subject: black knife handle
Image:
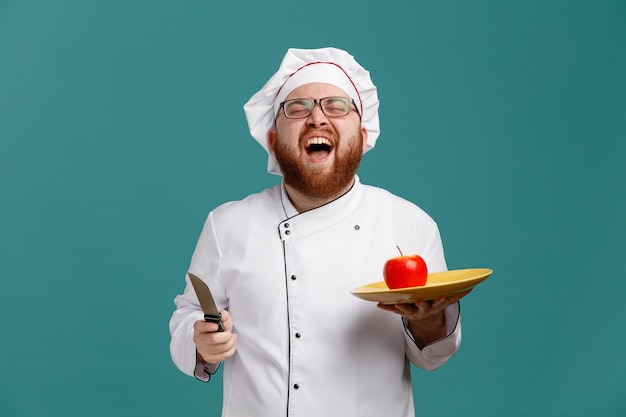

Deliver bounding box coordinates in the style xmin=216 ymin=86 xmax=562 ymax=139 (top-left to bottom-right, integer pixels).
xmin=204 ymin=313 xmax=225 ymax=332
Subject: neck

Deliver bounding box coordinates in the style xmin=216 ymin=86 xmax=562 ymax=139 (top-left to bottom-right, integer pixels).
xmin=284 ymin=178 xmax=355 ymax=212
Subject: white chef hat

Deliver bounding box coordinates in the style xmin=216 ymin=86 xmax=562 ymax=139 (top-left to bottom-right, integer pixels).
xmin=244 ymin=47 xmax=380 ymax=175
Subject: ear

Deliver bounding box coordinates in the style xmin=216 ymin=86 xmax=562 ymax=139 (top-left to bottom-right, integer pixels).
xmin=268 ymin=129 xmax=277 ymax=155
xmin=360 ymin=127 xmax=369 ymax=153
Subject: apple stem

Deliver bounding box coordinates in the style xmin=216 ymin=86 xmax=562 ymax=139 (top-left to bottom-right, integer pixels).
xmin=396 ymin=245 xmax=403 ymax=256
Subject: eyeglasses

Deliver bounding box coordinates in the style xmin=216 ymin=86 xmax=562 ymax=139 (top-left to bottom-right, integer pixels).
xmin=278 ymin=97 xmax=360 ymax=119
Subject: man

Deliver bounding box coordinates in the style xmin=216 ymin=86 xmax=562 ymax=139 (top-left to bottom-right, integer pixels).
xmin=170 ymin=47 xmax=470 ymax=417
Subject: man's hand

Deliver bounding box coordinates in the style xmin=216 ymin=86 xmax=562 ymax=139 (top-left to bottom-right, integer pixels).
xmin=193 ymin=309 xmax=237 ymax=364
xmin=377 ymin=289 xmax=472 ymax=348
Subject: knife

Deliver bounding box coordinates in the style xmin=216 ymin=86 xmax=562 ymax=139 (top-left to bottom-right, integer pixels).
xmin=188 ymin=272 xmax=225 ymax=332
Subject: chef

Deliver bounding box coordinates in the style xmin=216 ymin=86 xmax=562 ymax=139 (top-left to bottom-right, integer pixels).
xmin=169 ymin=47 xmax=471 ymax=417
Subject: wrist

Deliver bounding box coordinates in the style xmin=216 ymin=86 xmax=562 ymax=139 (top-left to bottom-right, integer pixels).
xmin=407 ymin=313 xmax=447 ymax=348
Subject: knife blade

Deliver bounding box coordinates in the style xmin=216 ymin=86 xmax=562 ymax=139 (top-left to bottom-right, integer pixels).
xmin=188 ymin=272 xmax=225 ymax=332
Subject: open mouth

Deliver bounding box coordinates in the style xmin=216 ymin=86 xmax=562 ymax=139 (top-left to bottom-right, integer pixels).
xmin=305 ymin=137 xmax=333 ymax=160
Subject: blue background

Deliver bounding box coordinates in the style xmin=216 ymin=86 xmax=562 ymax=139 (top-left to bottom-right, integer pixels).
xmin=1 ymin=1 xmax=625 ymax=416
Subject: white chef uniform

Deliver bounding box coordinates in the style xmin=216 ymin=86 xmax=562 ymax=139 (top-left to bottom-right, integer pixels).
xmin=169 ymin=177 xmax=461 ymax=417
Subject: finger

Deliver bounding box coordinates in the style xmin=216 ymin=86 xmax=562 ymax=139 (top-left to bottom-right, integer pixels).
xmin=193 ymin=326 xmax=236 ymax=353
xmin=406 ymin=300 xmax=449 ymax=320
xmin=200 ymin=332 xmax=237 ymax=352
xmin=220 ymin=310 xmax=233 ymax=331
xmin=194 ymin=320 xmax=221 ymax=334
xmin=397 ymin=303 xmax=433 ymax=321
xmin=377 ymin=302 xmax=400 ymax=313
xmin=396 ymin=303 xmax=420 ymax=315
xmin=428 ymin=298 xmax=448 ymax=311
xmin=208 ymin=340 xmax=237 ymax=361
xmin=197 ymin=334 xmax=238 ymax=363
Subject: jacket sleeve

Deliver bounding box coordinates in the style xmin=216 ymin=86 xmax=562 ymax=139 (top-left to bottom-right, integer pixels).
xmin=403 ymin=302 xmax=462 ymax=371
xmin=169 ymin=211 xmax=225 ymax=381
xmin=169 ymin=294 xmax=211 ymax=380
xmin=403 ymin=215 xmax=462 ymax=370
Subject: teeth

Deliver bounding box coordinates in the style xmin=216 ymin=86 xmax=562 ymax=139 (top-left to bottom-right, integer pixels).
xmin=306 ymin=137 xmax=331 ymax=147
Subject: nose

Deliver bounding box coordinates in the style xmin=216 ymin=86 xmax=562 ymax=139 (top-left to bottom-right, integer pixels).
xmin=307 ymin=102 xmax=328 ymax=126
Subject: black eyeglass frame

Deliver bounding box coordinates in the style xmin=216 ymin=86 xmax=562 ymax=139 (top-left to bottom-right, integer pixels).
xmin=277 ymin=97 xmax=361 ymax=120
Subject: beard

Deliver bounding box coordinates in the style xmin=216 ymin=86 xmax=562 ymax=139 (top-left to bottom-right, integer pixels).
xmin=273 ymin=128 xmax=363 ymax=200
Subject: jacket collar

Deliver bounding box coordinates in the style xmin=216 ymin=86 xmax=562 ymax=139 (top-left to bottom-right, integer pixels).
xmin=278 ymin=176 xmax=363 ymax=241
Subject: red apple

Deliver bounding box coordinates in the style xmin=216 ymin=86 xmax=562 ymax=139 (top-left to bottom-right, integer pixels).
xmin=383 ymin=247 xmax=428 ymax=289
